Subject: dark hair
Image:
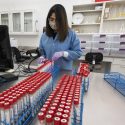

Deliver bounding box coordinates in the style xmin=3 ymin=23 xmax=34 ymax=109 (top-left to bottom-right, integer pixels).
xmin=46 ymin=4 xmax=69 ymax=41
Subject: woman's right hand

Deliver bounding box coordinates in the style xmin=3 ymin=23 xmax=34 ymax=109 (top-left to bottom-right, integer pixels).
xmin=37 ymin=56 xmax=45 ymax=64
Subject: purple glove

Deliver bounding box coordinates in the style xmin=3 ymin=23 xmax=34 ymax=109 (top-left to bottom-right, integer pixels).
xmin=52 ymin=51 xmax=64 ymax=61
xmin=37 ymin=56 xmax=45 ymax=64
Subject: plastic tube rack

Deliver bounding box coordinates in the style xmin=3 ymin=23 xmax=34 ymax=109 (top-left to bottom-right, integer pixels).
xmin=38 ymin=74 xmax=84 ymax=125
xmin=104 ymin=72 xmax=125 ymax=96
xmin=0 ymin=71 xmax=53 ymax=125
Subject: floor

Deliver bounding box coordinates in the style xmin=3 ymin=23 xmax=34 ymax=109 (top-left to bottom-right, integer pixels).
xmin=83 ymin=73 xmax=125 ymax=125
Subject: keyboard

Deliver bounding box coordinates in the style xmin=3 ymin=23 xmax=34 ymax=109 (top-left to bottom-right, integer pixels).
xmin=0 ymin=73 xmax=18 ymax=83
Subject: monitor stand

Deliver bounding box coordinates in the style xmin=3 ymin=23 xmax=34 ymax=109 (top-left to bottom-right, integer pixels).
xmin=0 ymin=68 xmax=9 ymax=72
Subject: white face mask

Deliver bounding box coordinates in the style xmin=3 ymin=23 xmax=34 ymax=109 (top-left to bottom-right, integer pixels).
xmin=49 ymin=21 xmax=57 ymax=30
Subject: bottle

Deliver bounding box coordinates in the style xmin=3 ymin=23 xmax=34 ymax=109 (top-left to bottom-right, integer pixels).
xmin=46 ymin=114 xmax=53 ymax=125
xmin=60 ymin=119 xmax=68 ymax=125
xmin=4 ymin=102 xmax=11 ymax=124
xmin=38 ymin=112 xmax=45 ymax=125
xmin=54 ymin=117 xmax=60 ymax=125
xmin=12 ymin=96 xmax=18 ymax=121
xmin=8 ymin=99 xmax=14 ymax=125
xmin=0 ymin=101 xmax=5 ymax=124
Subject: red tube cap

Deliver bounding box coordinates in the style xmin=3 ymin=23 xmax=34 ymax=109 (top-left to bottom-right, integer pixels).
xmin=61 ymin=119 xmax=68 ymax=125
xmin=54 ymin=117 xmax=61 ymax=125
xmin=46 ymin=114 xmax=53 ymax=123
xmin=38 ymin=112 xmax=45 ymax=120
xmin=62 ymin=114 xmax=69 ymax=121
xmin=55 ymin=112 xmax=62 ymax=118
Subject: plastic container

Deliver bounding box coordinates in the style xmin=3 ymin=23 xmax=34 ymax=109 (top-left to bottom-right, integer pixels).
xmin=60 ymin=119 xmax=68 ymax=125
xmin=0 ymin=101 xmax=5 ymax=123
xmin=54 ymin=117 xmax=60 ymax=125
xmin=46 ymin=114 xmax=53 ymax=125
xmin=80 ymin=41 xmax=92 ymax=48
xmin=110 ymin=48 xmax=125 ymax=57
xmin=92 ymin=47 xmax=110 ymax=56
xmin=12 ymin=96 xmax=18 ymax=121
xmin=4 ymin=102 xmax=11 ymax=124
xmin=38 ymin=112 xmax=45 ymax=125
xmin=8 ymin=99 xmax=14 ymax=124
xmin=81 ymin=47 xmax=91 ymax=55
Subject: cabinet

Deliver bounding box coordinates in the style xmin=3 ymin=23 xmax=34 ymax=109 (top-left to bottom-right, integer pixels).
xmin=13 ymin=13 xmax=21 ymax=32
xmin=1 ymin=13 xmax=9 ymax=26
xmin=111 ymin=58 xmax=125 ymax=75
xmin=72 ymin=0 xmax=125 ymax=58
xmin=72 ymin=3 xmax=103 ymax=34
xmin=72 ymin=0 xmax=125 ymax=34
xmin=102 ymin=1 xmax=125 ymax=33
xmin=0 ymin=10 xmax=39 ymax=35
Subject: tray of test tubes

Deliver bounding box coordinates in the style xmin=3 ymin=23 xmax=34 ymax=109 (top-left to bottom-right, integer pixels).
xmin=38 ymin=74 xmax=84 ymax=125
xmin=0 ymin=71 xmax=53 ymax=125
xmin=77 ymin=63 xmax=90 ymax=92
xmin=104 ymin=72 xmax=125 ymax=96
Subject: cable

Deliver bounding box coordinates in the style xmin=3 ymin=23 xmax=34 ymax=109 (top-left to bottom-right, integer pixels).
xmin=22 ymin=56 xmax=38 ymax=73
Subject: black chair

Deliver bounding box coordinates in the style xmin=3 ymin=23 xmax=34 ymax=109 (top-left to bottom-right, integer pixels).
xmin=11 ymin=47 xmax=31 ymax=63
xmin=85 ymin=52 xmax=103 ymax=71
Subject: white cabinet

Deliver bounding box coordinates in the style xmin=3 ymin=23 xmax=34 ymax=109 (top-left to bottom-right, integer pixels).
xmin=72 ymin=0 xmax=125 ymax=34
xmin=111 ymin=58 xmax=125 ymax=75
xmin=72 ymin=3 xmax=103 ymax=34
xmin=1 ymin=13 xmax=9 ymax=26
xmin=72 ymin=0 xmax=125 ymax=58
xmin=0 ymin=10 xmax=39 ymax=35
xmin=24 ymin=12 xmax=33 ymax=32
xmin=102 ymin=1 xmax=125 ymax=33
xmin=12 ymin=13 xmax=21 ymax=32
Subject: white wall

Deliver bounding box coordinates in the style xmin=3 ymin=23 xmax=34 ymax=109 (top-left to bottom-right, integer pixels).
xmin=0 ymin=0 xmax=92 ymax=47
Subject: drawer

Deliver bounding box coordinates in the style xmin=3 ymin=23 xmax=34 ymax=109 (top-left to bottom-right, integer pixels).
xmin=112 ymin=58 xmax=125 ymax=65
xmin=111 ymin=64 xmax=125 ymax=75
xmin=103 ymin=57 xmax=113 ymax=62
xmin=81 ymin=47 xmax=91 ymax=55
xmin=110 ymin=42 xmax=125 ymax=48
xmin=92 ymin=48 xmax=110 ymax=56
xmin=92 ymin=34 xmax=112 ymax=41
xmin=80 ymin=41 xmax=92 ymax=48
xmin=92 ymin=41 xmax=111 ymax=48
xmin=110 ymin=48 xmax=125 ymax=57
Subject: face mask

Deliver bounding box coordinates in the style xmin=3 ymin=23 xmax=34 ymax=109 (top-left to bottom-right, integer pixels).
xmin=49 ymin=21 xmax=57 ymax=30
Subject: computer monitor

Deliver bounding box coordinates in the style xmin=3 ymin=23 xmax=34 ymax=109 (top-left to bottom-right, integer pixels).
xmin=0 ymin=25 xmax=14 ymax=71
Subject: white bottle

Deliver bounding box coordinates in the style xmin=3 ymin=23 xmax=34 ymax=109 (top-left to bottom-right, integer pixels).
xmin=0 ymin=101 xmax=5 ymax=124
xmin=4 ymin=102 xmax=11 ymax=124
xmin=38 ymin=112 xmax=46 ymax=125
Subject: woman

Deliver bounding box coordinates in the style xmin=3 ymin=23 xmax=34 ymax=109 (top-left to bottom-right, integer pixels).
xmin=39 ymin=4 xmax=82 ymax=71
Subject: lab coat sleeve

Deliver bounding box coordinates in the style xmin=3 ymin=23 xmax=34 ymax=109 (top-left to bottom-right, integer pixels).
xmin=39 ymin=34 xmax=46 ymax=57
xmin=66 ymin=31 xmax=83 ymax=60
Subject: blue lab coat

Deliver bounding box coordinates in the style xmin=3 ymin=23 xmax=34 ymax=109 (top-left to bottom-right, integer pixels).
xmin=39 ymin=29 xmax=83 ymax=70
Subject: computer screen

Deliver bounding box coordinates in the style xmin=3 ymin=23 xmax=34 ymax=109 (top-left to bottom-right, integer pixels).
xmin=0 ymin=25 xmax=14 ymax=71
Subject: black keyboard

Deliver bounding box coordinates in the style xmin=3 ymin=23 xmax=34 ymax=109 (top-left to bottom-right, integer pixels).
xmin=0 ymin=73 xmax=18 ymax=83
xmin=0 ymin=76 xmax=7 ymax=83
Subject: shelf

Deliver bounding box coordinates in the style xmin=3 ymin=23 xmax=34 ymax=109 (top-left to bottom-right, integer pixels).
xmin=104 ymin=17 xmax=125 ymax=21
xmin=72 ymin=23 xmax=100 ymax=26
xmin=73 ymin=10 xmax=102 ymax=13
xmin=72 ymin=0 xmax=125 ymax=35
xmin=76 ymin=33 xmax=125 ymax=35
xmin=9 ymin=32 xmax=39 ymax=36
xmin=99 ymin=33 xmax=125 ymax=35
xmin=76 ymin=33 xmax=99 ymax=35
